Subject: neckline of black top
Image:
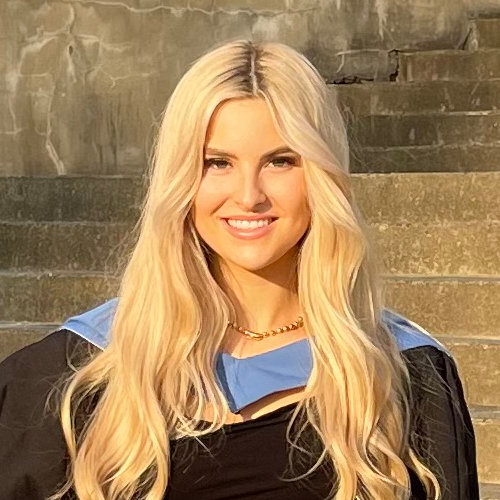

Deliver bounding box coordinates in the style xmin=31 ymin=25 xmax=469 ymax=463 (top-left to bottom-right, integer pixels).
xmin=194 ymin=401 xmax=301 ymax=432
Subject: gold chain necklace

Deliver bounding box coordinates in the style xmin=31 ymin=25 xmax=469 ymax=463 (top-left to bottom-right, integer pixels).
xmin=227 ymin=315 xmax=304 ymax=341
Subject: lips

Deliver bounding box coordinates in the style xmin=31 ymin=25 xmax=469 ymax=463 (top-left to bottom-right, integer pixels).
xmin=220 ymin=217 xmax=277 ymax=240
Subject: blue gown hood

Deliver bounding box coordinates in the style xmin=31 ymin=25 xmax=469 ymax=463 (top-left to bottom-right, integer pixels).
xmin=55 ymin=298 xmax=450 ymax=413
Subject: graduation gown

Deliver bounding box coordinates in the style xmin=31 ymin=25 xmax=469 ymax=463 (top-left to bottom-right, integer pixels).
xmin=0 ymin=304 xmax=480 ymax=499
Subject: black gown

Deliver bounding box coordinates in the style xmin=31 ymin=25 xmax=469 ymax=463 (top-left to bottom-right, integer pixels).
xmin=0 ymin=328 xmax=480 ymax=500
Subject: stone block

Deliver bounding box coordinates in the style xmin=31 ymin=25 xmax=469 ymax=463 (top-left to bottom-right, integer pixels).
xmin=439 ymin=338 xmax=500 ymax=407
xmin=383 ymin=278 xmax=500 ymax=338
xmin=471 ymin=407 xmax=500 ymax=483
xmin=348 ymin=111 xmax=500 ymax=147
xmin=479 ymin=482 xmax=500 ymax=500
xmin=351 ymin=172 xmax=500 ymax=224
xmin=1 ymin=171 xmax=498 ymax=226
xmin=0 ymin=221 xmax=133 ymax=271
xmin=351 ymin=143 xmax=500 ymax=172
xmin=397 ymin=49 xmax=500 ymax=82
xmin=0 ymin=176 xmax=144 ymax=222
xmin=335 ymin=80 xmax=500 ymax=116
xmin=371 ymin=220 xmax=500 ymax=276
xmin=0 ymin=271 xmax=118 ymax=322
xmin=466 ymin=18 xmax=500 ymax=49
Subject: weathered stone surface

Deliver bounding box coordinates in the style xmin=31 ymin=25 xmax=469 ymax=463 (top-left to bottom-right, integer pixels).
xmin=383 ymin=278 xmax=500 ymax=338
xmin=2 ymin=219 xmax=498 ymax=275
xmin=349 ymin=111 xmax=500 ymax=147
xmin=0 ymin=172 xmax=498 ymax=225
xmin=0 ymin=175 xmax=144 ymax=221
xmin=371 ymin=220 xmax=500 ymax=276
xmin=468 ymin=0 xmax=500 ymax=17
xmin=351 ymin=143 xmax=500 ymax=172
xmin=397 ymin=48 xmax=500 ymax=82
xmin=3 ymin=271 xmax=498 ymax=337
xmin=466 ymin=18 xmax=500 ymax=49
xmin=439 ymin=338 xmax=500 ymax=407
xmin=0 ymin=271 xmax=118 ymax=322
xmin=336 ymin=80 xmax=500 ymax=116
xmin=0 ymin=0 xmax=474 ymax=176
xmin=479 ymin=482 xmax=500 ymax=500
xmin=351 ymin=172 xmax=500 ymax=224
xmin=327 ymin=50 xmax=398 ymax=82
xmin=471 ymin=407 xmax=500 ymax=483
xmin=0 ymin=221 xmax=133 ymax=271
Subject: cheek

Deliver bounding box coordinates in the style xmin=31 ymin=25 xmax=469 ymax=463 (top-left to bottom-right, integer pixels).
xmin=275 ymin=175 xmax=310 ymax=222
xmin=193 ymin=179 xmax=226 ymax=219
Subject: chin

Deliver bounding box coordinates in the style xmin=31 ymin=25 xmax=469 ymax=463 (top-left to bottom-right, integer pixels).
xmin=226 ymin=257 xmax=276 ymax=272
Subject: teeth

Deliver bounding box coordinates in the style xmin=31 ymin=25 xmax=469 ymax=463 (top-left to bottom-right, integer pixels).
xmin=227 ymin=218 xmax=273 ymax=229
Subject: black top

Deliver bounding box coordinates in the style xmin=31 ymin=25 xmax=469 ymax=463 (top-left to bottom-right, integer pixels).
xmin=0 ymin=329 xmax=479 ymax=500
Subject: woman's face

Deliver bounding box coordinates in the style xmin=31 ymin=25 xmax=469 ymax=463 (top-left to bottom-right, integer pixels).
xmin=191 ymin=97 xmax=311 ymax=273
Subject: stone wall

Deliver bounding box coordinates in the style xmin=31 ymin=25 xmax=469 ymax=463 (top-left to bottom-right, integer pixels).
xmin=0 ymin=0 xmax=488 ymax=176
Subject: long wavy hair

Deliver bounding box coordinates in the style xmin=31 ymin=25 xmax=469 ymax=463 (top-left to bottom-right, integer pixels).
xmin=46 ymin=39 xmax=442 ymax=500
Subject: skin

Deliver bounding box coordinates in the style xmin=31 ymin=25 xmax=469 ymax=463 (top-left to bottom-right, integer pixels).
xmin=190 ymin=97 xmax=312 ymax=421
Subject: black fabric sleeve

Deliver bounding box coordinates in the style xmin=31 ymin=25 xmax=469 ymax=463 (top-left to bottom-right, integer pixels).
xmin=403 ymin=346 xmax=480 ymax=500
xmin=0 ymin=330 xmax=84 ymax=500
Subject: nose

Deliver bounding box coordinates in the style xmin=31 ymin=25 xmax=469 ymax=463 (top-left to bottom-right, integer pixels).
xmin=232 ymin=169 xmax=267 ymax=210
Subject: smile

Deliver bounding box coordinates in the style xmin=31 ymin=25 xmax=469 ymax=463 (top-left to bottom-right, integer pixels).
xmin=227 ymin=218 xmax=273 ymax=229
xmin=221 ymin=218 xmax=278 ymax=240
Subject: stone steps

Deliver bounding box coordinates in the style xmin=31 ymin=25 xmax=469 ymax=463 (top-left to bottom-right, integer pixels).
xmin=470 ymin=405 xmax=500 ymax=486
xmin=0 ymin=175 xmax=144 ymax=222
xmin=347 ymin=110 xmax=500 ymax=173
xmin=0 ymin=169 xmax=498 ymax=489
xmin=349 ymin=110 xmax=500 ymax=148
xmin=0 ymin=220 xmax=132 ymax=271
xmin=384 ymin=277 xmax=499 ymax=339
xmin=335 ymin=80 xmax=500 ymax=116
xmin=466 ymin=18 xmax=500 ymax=50
xmin=397 ymin=48 xmax=500 ymax=82
xmin=480 ymin=482 xmax=500 ymax=500
xmin=350 ymin=143 xmax=500 ymax=173
xmin=2 ymin=218 xmax=497 ymax=274
xmin=1 ymin=272 xmax=498 ymax=337
xmin=334 ymin=38 xmax=500 ymax=174
xmin=351 ymin=172 xmax=500 ymax=224
xmin=2 ymin=172 xmax=499 ymax=224
xmin=336 ymin=80 xmax=500 ymax=118
xmin=434 ymin=336 xmax=500 ymax=407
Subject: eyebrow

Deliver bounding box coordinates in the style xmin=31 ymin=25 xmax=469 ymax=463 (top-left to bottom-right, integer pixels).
xmin=204 ymin=146 xmax=296 ymax=161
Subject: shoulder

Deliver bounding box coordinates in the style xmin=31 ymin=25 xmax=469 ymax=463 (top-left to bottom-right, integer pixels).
xmin=0 ymin=328 xmax=98 ymax=432
xmin=380 ymin=308 xmax=464 ymax=418
xmin=381 ymin=307 xmax=451 ymax=356
xmin=0 ymin=328 xmax=95 ymax=385
xmin=0 ymin=329 xmax=96 ymax=499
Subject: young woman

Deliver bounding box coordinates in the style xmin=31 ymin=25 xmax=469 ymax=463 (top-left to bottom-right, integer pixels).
xmin=0 ymin=40 xmax=479 ymax=500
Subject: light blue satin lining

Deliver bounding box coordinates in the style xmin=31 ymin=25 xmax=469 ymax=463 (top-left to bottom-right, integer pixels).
xmin=56 ymin=298 xmax=450 ymax=413
xmin=216 ymin=339 xmax=313 ymax=413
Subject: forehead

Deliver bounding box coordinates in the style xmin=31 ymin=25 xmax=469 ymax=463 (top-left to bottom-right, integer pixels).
xmin=205 ymin=98 xmax=284 ymax=153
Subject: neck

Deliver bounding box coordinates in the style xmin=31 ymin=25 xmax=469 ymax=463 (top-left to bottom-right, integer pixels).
xmin=211 ymin=248 xmax=302 ymax=333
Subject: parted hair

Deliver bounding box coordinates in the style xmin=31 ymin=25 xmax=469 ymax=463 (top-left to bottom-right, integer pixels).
xmin=47 ymin=39 xmax=442 ymax=500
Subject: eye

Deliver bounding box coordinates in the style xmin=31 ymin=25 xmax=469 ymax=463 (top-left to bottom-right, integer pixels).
xmin=203 ymin=156 xmax=297 ymax=171
xmin=203 ymin=159 xmax=229 ymax=170
xmin=270 ymin=156 xmax=296 ymax=168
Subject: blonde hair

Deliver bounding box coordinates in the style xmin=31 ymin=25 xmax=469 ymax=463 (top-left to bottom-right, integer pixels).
xmin=47 ymin=39 xmax=442 ymax=500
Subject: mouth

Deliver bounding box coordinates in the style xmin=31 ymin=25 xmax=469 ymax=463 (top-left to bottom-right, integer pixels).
xmin=220 ymin=217 xmax=278 ymax=239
